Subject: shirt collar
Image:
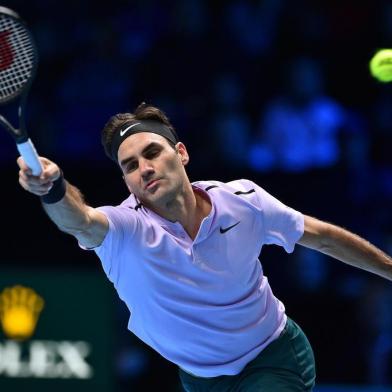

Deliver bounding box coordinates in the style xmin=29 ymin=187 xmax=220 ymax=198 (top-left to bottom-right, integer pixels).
xmin=142 ymin=185 xmax=215 ymax=241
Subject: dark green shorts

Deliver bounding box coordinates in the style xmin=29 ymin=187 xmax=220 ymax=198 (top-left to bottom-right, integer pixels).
xmin=179 ymin=317 xmax=316 ymax=391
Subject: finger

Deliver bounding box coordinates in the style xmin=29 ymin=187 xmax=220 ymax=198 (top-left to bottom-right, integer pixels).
xmin=19 ymin=170 xmax=52 ymax=186
xmin=16 ymin=156 xmax=31 ymax=171
xmin=19 ymin=177 xmax=53 ymax=195
xmin=38 ymin=157 xmax=53 ymax=166
xmin=39 ymin=163 xmax=60 ymax=182
xmin=19 ymin=172 xmax=53 ymax=189
xmin=34 ymin=188 xmax=52 ymax=196
xmin=16 ymin=156 xmax=25 ymax=169
xmin=19 ymin=169 xmax=38 ymax=183
xmin=40 ymin=169 xmax=59 ymax=182
xmin=17 ymin=157 xmax=33 ymax=175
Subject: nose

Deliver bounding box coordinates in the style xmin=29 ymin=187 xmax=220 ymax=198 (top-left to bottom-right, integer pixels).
xmin=139 ymin=158 xmax=154 ymax=179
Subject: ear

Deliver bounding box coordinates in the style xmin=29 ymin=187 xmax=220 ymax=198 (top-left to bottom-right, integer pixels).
xmin=176 ymin=142 xmax=189 ymax=166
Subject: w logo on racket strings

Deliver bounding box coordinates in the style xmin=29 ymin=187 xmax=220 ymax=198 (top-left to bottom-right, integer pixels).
xmin=0 ymin=285 xmax=44 ymax=340
xmin=0 ymin=30 xmax=14 ymax=71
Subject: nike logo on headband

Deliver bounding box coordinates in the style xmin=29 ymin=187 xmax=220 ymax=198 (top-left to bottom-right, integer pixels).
xmin=120 ymin=122 xmax=141 ymax=137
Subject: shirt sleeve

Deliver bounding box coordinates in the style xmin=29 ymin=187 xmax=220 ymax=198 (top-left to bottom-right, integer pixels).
xmin=251 ymin=181 xmax=304 ymax=253
xmin=92 ymin=205 xmax=139 ymax=283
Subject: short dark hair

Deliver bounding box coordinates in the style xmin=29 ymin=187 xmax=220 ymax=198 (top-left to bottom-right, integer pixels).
xmin=101 ymin=102 xmax=178 ymax=160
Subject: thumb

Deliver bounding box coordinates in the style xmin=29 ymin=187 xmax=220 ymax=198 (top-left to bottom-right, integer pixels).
xmin=40 ymin=160 xmax=61 ymax=182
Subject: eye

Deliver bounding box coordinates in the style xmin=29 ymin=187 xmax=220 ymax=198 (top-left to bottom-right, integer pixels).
xmin=125 ymin=161 xmax=137 ymax=172
xmin=145 ymin=148 xmax=161 ymax=159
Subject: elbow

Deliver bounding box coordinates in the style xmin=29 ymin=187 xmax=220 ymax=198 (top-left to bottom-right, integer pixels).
xmin=300 ymin=215 xmax=334 ymax=252
xmin=55 ymin=215 xmax=91 ymax=237
xmin=314 ymin=224 xmax=336 ymax=252
xmin=317 ymin=238 xmax=332 ymax=253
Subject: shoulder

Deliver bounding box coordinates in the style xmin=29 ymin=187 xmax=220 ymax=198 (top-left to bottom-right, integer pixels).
xmin=97 ymin=194 xmax=143 ymax=226
xmin=99 ymin=194 xmax=142 ymax=213
xmin=193 ymin=179 xmax=262 ymax=207
xmin=193 ymin=179 xmax=257 ymax=193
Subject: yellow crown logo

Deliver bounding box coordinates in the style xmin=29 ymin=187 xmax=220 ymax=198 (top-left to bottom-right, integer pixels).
xmin=0 ymin=285 xmax=44 ymax=340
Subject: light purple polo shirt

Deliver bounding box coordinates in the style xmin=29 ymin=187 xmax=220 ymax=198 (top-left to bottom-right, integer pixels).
xmin=91 ymin=179 xmax=304 ymax=377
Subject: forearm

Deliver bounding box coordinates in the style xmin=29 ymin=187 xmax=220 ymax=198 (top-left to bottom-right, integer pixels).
xmin=319 ymin=224 xmax=392 ymax=281
xmin=42 ymin=180 xmax=92 ymax=236
xmin=18 ymin=156 xmax=108 ymax=247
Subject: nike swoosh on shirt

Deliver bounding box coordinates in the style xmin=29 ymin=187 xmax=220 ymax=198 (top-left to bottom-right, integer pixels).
xmin=219 ymin=221 xmax=241 ymax=234
xmin=120 ymin=122 xmax=141 ymax=137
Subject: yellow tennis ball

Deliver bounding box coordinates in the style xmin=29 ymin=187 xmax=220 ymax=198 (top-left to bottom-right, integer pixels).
xmin=369 ymin=49 xmax=392 ymax=83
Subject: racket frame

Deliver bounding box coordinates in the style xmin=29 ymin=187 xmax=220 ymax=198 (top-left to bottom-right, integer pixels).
xmin=0 ymin=6 xmax=42 ymax=174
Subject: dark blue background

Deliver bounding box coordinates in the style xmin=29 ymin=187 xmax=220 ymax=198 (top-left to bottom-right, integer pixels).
xmin=1 ymin=1 xmax=391 ymax=390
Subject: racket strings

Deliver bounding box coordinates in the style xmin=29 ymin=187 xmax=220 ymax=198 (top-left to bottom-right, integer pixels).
xmin=0 ymin=15 xmax=35 ymax=101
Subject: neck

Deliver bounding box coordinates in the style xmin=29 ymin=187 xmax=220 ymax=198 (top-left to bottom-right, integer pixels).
xmin=150 ymin=183 xmax=211 ymax=240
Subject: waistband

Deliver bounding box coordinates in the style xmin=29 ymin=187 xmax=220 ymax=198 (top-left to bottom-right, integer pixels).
xmin=179 ymin=318 xmax=290 ymax=378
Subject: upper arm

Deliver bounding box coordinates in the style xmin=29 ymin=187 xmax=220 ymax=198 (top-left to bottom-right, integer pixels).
xmin=297 ymin=215 xmax=331 ymax=251
xmin=73 ymin=207 xmax=109 ymax=249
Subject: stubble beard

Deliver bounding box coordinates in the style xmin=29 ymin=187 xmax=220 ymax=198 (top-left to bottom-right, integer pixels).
xmin=150 ymin=175 xmax=189 ymax=214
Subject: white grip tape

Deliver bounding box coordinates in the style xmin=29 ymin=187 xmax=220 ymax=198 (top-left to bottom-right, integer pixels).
xmin=17 ymin=139 xmax=42 ymax=176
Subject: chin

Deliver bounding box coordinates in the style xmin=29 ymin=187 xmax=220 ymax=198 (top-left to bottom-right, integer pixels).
xmin=148 ymin=186 xmax=176 ymax=206
xmin=139 ymin=188 xmax=165 ymax=205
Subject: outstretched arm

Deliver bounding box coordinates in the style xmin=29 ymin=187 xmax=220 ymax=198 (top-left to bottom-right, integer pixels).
xmin=17 ymin=156 xmax=108 ymax=248
xmin=298 ymin=215 xmax=392 ymax=281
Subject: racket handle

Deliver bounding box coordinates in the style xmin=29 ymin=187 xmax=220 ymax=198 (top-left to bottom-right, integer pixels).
xmin=16 ymin=139 xmax=43 ymax=176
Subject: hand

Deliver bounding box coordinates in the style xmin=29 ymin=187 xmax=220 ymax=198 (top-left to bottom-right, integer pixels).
xmin=17 ymin=156 xmax=61 ymax=196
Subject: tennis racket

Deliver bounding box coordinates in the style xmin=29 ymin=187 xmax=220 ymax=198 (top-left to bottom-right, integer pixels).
xmin=0 ymin=6 xmax=42 ymax=175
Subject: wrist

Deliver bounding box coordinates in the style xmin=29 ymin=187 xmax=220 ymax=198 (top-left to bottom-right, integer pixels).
xmin=40 ymin=171 xmax=66 ymax=204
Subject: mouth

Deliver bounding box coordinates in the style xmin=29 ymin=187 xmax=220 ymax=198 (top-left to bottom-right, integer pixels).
xmin=145 ymin=179 xmax=160 ymax=190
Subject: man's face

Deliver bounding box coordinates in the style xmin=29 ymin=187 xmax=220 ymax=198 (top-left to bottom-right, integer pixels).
xmin=117 ymin=132 xmax=189 ymax=207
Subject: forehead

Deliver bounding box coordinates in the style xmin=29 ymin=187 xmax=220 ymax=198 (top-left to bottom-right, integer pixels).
xmin=117 ymin=132 xmax=170 ymax=159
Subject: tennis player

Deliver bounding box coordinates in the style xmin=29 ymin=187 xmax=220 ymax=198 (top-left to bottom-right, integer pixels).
xmin=18 ymin=103 xmax=392 ymax=391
